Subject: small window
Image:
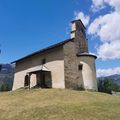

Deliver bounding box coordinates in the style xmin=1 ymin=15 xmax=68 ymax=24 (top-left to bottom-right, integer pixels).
xmin=42 ymin=58 xmax=46 ymax=64
xmin=78 ymin=64 xmax=83 ymax=70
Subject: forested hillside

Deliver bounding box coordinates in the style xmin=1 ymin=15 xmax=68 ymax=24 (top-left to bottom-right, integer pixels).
xmin=0 ymin=64 xmax=14 ymax=91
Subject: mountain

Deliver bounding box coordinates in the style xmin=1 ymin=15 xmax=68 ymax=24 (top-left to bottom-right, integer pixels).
xmin=98 ymin=74 xmax=120 ymax=85
xmin=0 ymin=64 xmax=14 ymax=91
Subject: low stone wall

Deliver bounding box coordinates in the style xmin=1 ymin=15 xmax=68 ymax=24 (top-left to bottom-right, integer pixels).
xmin=112 ymin=91 xmax=120 ymax=96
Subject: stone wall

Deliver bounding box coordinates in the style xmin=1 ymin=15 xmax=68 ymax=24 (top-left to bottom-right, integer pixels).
xmin=71 ymin=20 xmax=88 ymax=54
xmin=63 ymin=41 xmax=84 ymax=90
xmin=63 ymin=20 xmax=89 ymax=90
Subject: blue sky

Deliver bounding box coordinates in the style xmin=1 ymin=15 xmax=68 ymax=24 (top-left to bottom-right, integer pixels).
xmin=0 ymin=0 xmax=120 ymax=76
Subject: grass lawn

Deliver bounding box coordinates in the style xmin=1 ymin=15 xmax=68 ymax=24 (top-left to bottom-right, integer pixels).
xmin=0 ymin=89 xmax=120 ymax=120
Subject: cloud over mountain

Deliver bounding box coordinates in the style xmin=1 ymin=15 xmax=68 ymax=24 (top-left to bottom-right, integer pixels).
xmin=97 ymin=67 xmax=120 ymax=77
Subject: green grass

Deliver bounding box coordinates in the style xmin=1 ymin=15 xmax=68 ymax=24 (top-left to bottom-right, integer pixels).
xmin=0 ymin=89 xmax=120 ymax=120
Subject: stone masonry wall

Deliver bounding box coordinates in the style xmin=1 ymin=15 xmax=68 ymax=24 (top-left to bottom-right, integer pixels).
xmin=63 ymin=41 xmax=84 ymax=90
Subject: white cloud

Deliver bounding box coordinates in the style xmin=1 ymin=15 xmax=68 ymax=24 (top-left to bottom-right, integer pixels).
xmin=91 ymin=0 xmax=120 ymax=12
xmin=88 ymin=0 xmax=120 ymax=60
xmin=74 ymin=11 xmax=90 ymax=26
xmin=97 ymin=67 xmax=120 ymax=77
xmin=105 ymin=0 xmax=120 ymax=12
xmin=91 ymin=0 xmax=104 ymax=12
xmin=97 ymin=40 xmax=120 ymax=60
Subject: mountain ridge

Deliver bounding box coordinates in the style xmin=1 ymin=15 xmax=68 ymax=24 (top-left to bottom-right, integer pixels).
xmin=98 ymin=74 xmax=120 ymax=85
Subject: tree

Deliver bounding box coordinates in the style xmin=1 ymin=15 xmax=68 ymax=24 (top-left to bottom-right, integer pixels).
xmin=98 ymin=78 xmax=120 ymax=94
xmin=1 ymin=83 xmax=10 ymax=91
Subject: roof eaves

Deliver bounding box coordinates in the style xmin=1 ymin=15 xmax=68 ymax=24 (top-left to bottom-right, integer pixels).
xmin=11 ymin=38 xmax=73 ymax=63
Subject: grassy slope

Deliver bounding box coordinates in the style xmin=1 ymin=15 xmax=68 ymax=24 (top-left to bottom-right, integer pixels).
xmin=0 ymin=89 xmax=120 ymax=120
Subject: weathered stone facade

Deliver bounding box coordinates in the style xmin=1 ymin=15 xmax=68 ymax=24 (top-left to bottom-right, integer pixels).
xmin=63 ymin=41 xmax=84 ymax=89
xmin=12 ymin=19 xmax=98 ymax=91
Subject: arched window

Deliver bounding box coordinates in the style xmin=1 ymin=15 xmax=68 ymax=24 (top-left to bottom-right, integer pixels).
xmin=24 ymin=75 xmax=30 ymax=87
